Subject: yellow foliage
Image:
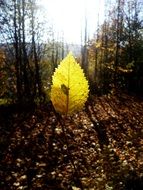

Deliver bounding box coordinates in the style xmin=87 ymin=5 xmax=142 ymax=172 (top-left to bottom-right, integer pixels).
xmin=95 ymin=42 xmax=102 ymax=48
xmin=51 ymin=52 xmax=89 ymax=115
xmin=0 ymin=49 xmax=5 ymax=63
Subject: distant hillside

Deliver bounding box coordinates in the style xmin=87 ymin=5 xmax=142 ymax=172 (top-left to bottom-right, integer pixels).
xmin=65 ymin=43 xmax=81 ymax=57
xmin=0 ymin=42 xmax=82 ymax=59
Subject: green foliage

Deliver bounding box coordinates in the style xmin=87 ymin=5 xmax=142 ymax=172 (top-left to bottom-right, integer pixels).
xmin=126 ymin=62 xmax=134 ymax=69
xmin=0 ymin=98 xmax=8 ymax=105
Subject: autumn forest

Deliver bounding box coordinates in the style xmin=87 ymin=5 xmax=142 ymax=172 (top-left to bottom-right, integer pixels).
xmin=0 ymin=0 xmax=143 ymax=189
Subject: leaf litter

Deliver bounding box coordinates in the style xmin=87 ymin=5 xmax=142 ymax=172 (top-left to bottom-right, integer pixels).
xmin=0 ymin=93 xmax=143 ymax=189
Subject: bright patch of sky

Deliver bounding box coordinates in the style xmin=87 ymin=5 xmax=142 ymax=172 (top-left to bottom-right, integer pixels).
xmin=37 ymin=0 xmax=105 ymax=44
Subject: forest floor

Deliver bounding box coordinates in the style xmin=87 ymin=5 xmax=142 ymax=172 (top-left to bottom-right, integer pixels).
xmin=0 ymin=93 xmax=143 ymax=190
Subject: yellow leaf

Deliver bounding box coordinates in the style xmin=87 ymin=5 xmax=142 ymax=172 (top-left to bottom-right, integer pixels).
xmin=51 ymin=52 xmax=89 ymax=115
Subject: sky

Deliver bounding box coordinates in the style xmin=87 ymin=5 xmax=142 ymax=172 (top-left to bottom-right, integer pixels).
xmin=37 ymin=0 xmax=105 ymax=44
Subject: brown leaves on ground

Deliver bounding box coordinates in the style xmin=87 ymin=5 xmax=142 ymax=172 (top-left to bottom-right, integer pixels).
xmin=0 ymin=93 xmax=143 ymax=190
